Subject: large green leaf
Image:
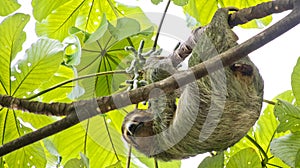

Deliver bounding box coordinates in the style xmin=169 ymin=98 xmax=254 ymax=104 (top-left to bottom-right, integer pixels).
xmin=108 ymin=17 xmax=141 ymax=41
xmin=32 ymin=0 xmax=69 ymax=21
xmin=183 ymin=0 xmax=218 ymax=27
xmin=0 ymin=109 xmax=46 ymax=167
xmin=35 ymin=0 xmax=84 ymax=41
xmin=5 ymin=141 xmax=46 ymax=168
xmin=76 ymin=0 xmax=118 ymax=34
xmin=33 ymin=65 xmax=74 ymax=103
xmin=226 ymin=148 xmax=261 ymax=168
xmin=77 ymin=16 xmax=153 ymax=97
xmin=0 ymin=13 xmax=29 ymax=95
xmin=0 ymin=109 xmax=18 ymax=144
xmin=17 ymin=111 xmax=58 ymax=130
xmin=11 ymin=38 xmax=64 ymax=97
xmin=253 ymin=91 xmax=293 ymax=153
xmin=34 ymin=0 xmax=125 ymax=41
xmin=183 ymin=0 xmax=272 ymax=27
xmin=117 ymin=4 xmax=155 ymax=31
xmin=0 ymin=0 xmax=20 ymax=16
xmin=271 ymin=132 xmax=300 ymax=167
xmin=274 ymin=99 xmax=300 ymax=133
xmin=292 ymin=57 xmax=300 ymax=105
xmin=51 ymin=115 xmax=138 ymax=167
xmin=198 ymin=153 xmax=224 ymax=168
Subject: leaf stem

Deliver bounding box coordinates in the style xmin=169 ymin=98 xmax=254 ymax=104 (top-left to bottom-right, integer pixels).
xmin=245 ymin=134 xmax=268 ymax=164
xmin=103 ymin=116 xmax=120 ymax=161
xmin=263 ymin=99 xmax=276 ymax=105
xmin=266 ymin=162 xmax=282 ymax=168
xmin=26 ymin=70 xmax=128 ymax=100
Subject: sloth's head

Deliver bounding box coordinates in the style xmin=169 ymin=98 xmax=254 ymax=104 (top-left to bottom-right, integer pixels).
xmin=122 ymin=110 xmax=157 ymax=157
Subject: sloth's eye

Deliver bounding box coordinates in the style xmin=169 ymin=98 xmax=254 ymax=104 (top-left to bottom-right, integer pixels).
xmin=127 ymin=122 xmax=144 ymax=136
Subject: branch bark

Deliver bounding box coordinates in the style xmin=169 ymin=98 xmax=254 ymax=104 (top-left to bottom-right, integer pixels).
xmin=0 ymin=0 xmax=299 ymax=157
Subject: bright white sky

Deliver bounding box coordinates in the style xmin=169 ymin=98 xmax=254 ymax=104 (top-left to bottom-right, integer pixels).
xmin=1 ymin=1 xmax=299 ymax=167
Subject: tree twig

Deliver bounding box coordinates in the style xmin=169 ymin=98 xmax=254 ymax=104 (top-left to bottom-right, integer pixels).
xmin=152 ymin=0 xmax=171 ymax=50
xmin=0 ymin=0 xmax=300 ymax=157
xmin=263 ymin=99 xmax=276 ymax=105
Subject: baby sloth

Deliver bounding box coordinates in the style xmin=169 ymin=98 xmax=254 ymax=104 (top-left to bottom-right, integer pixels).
xmin=122 ymin=8 xmax=264 ymax=161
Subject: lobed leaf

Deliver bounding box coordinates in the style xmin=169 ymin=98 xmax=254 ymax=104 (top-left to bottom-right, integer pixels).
xmin=35 ymin=0 xmax=84 ymax=41
xmin=77 ymin=16 xmax=152 ymax=97
xmin=1 ymin=110 xmax=46 ymax=168
xmin=0 ymin=13 xmax=29 ymax=95
xmin=11 ymin=38 xmax=64 ymax=97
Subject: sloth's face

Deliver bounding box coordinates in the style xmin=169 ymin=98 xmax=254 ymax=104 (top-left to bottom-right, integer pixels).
xmin=121 ymin=110 xmax=156 ymax=157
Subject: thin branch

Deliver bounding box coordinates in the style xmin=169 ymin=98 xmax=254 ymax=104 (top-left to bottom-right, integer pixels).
xmin=152 ymin=0 xmax=171 ymax=50
xmin=228 ymin=0 xmax=293 ymax=28
xmin=263 ymin=99 xmax=276 ymax=105
xmin=0 ymin=1 xmax=300 ymax=157
xmin=126 ymin=145 xmax=132 ymax=168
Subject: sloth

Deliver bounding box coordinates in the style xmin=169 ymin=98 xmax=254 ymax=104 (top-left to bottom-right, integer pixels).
xmin=121 ymin=8 xmax=264 ymax=161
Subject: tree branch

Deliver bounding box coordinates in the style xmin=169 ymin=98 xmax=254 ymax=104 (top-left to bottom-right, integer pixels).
xmin=170 ymin=0 xmax=294 ymax=66
xmin=228 ymin=0 xmax=293 ymax=28
xmin=0 ymin=0 xmax=300 ymax=157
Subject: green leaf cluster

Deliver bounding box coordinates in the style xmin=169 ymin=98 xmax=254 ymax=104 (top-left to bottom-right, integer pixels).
xmin=0 ymin=1 xmax=160 ymax=167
